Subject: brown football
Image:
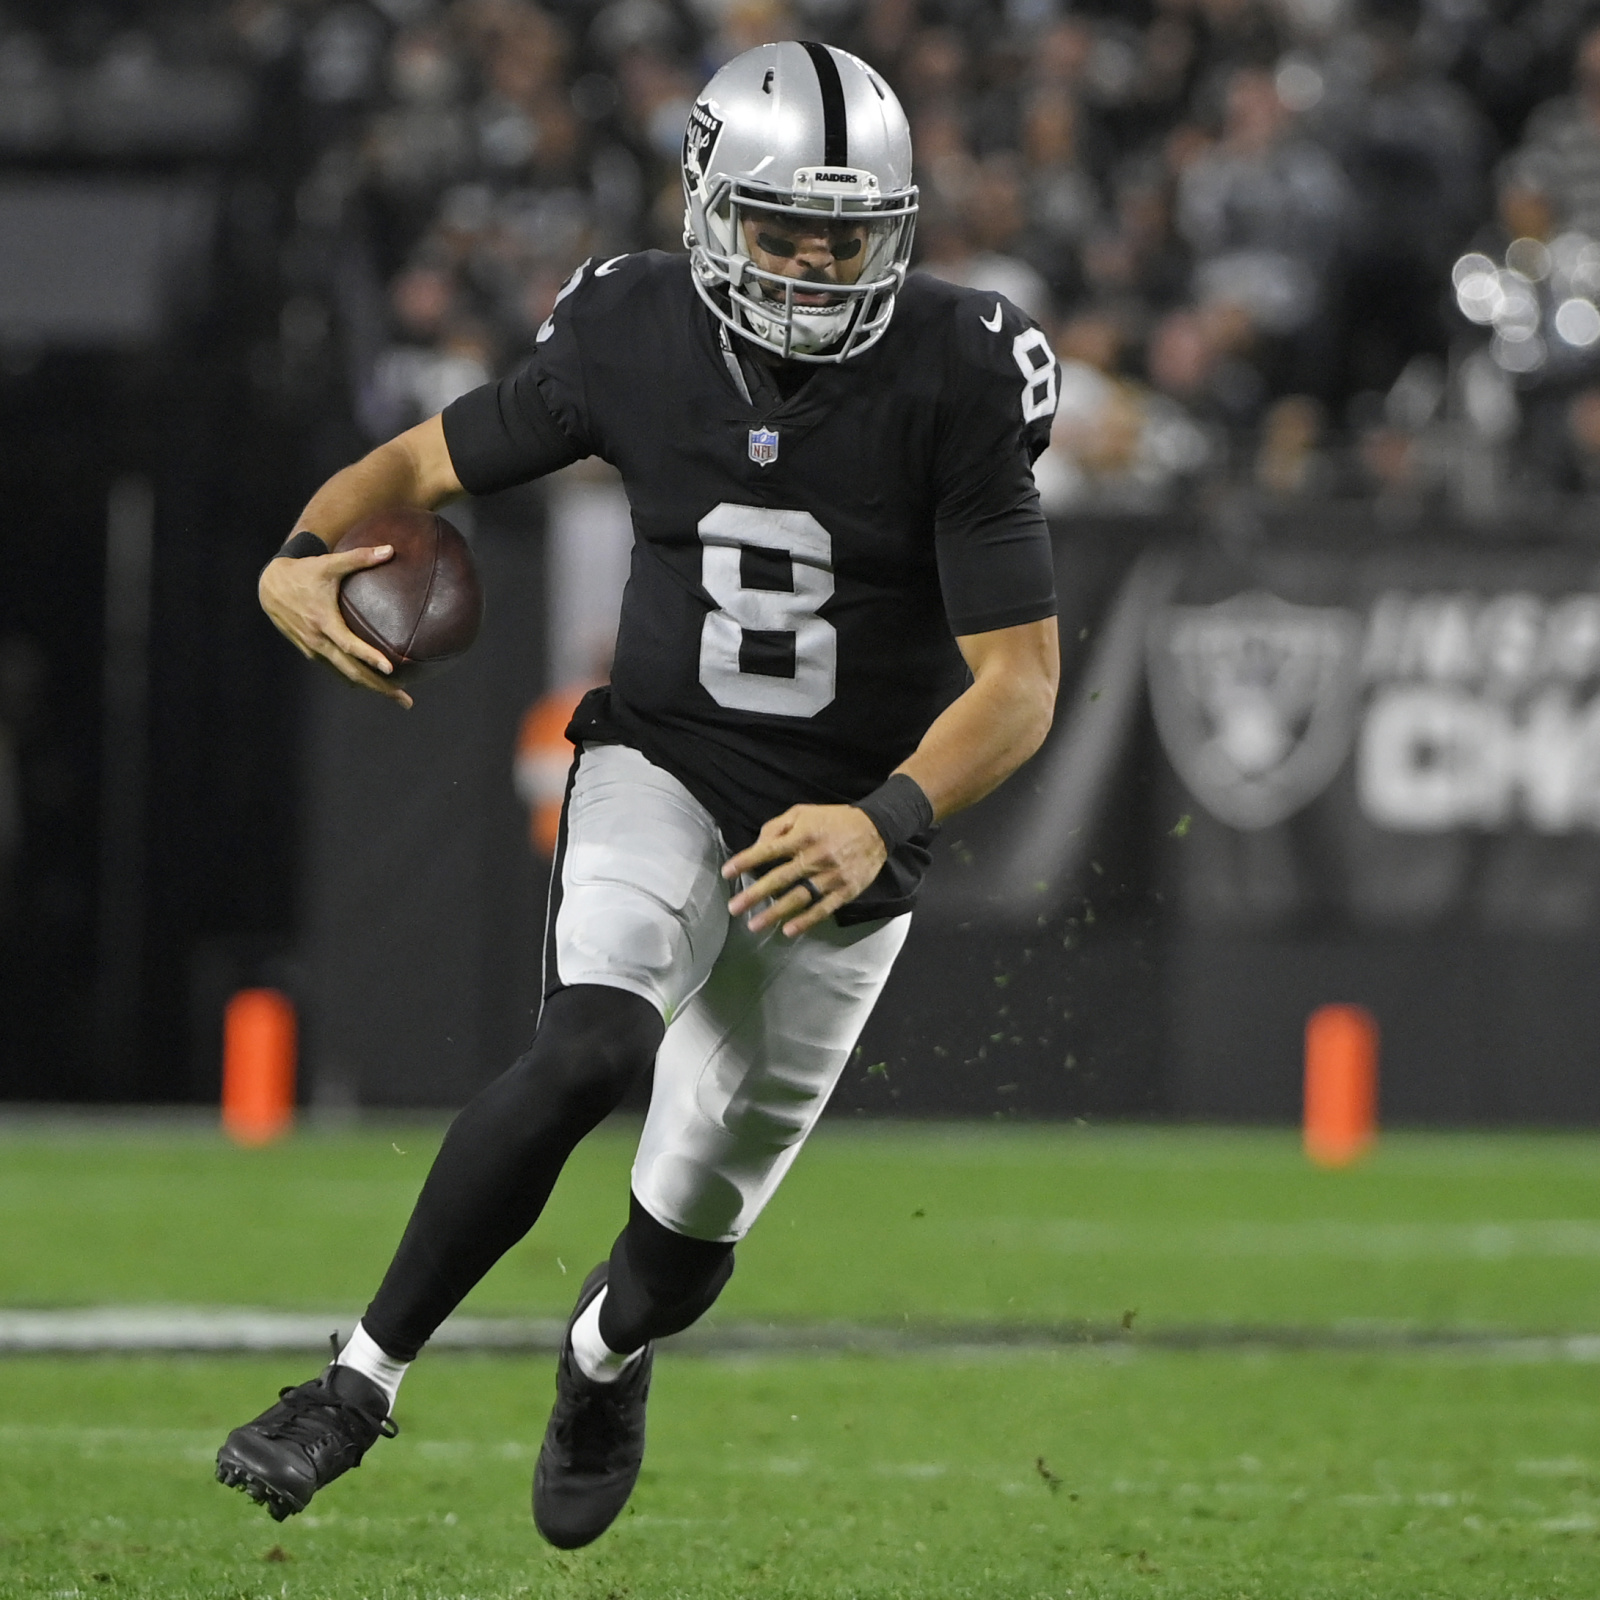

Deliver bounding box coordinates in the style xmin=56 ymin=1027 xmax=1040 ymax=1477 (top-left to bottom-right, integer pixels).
xmin=335 ymin=507 xmax=483 ymax=684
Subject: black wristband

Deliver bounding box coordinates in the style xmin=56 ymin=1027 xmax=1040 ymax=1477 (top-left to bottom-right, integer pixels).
xmin=276 ymin=529 xmax=329 ymax=560
xmin=853 ymin=772 xmax=934 ymax=853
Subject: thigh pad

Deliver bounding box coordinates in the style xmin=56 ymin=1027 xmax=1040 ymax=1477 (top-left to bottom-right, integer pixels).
xmin=553 ymin=745 xmax=729 ymax=1020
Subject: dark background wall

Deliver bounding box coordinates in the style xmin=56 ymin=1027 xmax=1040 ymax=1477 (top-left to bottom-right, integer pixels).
xmin=0 ymin=330 xmax=308 ymax=1105
xmin=1167 ymin=933 xmax=1600 ymax=1125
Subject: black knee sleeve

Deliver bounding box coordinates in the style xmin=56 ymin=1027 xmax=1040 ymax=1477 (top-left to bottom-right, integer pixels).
xmin=598 ymin=1192 xmax=735 ymax=1354
xmin=364 ymin=985 xmax=663 ymax=1360
xmin=515 ymin=984 xmax=663 ymax=1126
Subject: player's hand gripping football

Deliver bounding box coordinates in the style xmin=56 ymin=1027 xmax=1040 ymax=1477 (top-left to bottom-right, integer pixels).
xmin=259 ymin=547 xmax=413 ymax=709
xmin=723 ymin=804 xmax=888 ymax=937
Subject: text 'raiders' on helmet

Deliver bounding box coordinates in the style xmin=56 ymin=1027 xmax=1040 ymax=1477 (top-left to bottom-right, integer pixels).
xmin=682 ymin=41 xmax=919 ymax=364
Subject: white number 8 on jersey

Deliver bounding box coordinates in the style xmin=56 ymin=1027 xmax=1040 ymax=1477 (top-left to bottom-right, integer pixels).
xmin=1012 ymin=327 xmax=1058 ymax=424
xmin=698 ymin=503 xmax=837 ymax=718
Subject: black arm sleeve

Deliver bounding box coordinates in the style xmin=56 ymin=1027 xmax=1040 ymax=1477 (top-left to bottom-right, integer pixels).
xmin=934 ymin=449 xmax=1057 ymax=637
xmin=441 ymin=366 xmax=586 ymax=496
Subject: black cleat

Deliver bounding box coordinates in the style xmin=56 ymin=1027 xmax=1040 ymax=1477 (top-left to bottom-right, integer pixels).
xmin=533 ymin=1262 xmax=654 ymax=1549
xmin=215 ymin=1358 xmax=397 ymax=1521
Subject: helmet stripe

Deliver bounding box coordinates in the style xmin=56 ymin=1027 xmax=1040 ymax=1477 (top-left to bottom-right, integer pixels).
xmin=799 ymin=40 xmax=848 ymax=168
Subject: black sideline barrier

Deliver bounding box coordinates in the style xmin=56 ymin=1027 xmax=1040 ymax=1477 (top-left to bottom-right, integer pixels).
xmin=1152 ymin=527 xmax=1600 ymax=1124
xmin=298 ymin=505 xmax=1600 ymax=1123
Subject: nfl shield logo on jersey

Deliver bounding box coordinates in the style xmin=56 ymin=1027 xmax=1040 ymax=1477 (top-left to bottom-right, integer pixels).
xmin=748 ymin=427 xmax=780 ymax=467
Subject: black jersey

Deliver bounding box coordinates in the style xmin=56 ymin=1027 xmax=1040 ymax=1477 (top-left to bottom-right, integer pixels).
xmin=443 ymin=251 xmax=1058 ymax=921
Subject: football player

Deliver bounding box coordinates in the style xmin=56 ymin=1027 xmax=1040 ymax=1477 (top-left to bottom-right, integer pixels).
xmin=218 ymin=39 xmax=1061 ymax=1549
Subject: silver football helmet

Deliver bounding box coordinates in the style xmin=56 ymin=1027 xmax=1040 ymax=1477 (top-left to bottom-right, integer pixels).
xmin=683 ymin=40 xmax=918 ymax=362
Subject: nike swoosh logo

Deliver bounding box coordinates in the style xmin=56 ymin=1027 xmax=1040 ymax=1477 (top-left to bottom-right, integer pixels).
xmin=981 ymin=303 xmax=1003 ymax=332
xmin=595 ymin=255 xmax=628 ymax=277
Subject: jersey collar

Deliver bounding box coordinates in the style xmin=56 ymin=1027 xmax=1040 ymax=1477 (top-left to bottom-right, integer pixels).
xmin=700 ymin=301 xmax=863 ymax=436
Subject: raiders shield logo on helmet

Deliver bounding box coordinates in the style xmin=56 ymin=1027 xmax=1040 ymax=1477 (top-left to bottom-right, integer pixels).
xmin=683 ymin=101 xmax=724 ymax=191
xmin=1148 ymin=590 xmax=1364 ymax=831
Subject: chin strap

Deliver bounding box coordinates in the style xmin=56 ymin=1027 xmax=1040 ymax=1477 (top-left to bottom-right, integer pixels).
xmin=717 ymin=324 xmax=754 ymax=404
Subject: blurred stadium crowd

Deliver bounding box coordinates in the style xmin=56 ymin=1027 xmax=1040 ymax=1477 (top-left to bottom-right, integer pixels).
xmin=13 ymin=0 xmax=1600 ymax=517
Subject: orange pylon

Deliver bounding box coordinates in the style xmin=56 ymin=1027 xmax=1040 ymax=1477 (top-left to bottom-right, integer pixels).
xmin=222 ymin=988 xmax=297 ymax=1146
xmin=1303 ymin=1003 xmax=1378 ymax=1168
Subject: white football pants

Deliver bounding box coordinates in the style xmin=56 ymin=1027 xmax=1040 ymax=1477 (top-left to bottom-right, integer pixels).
xmin=548 ymin=742 xmax=909 ymax=1243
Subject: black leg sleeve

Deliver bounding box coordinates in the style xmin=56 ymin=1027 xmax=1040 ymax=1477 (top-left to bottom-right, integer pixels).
xmin=597 ymin=1192 xmax=736 ymax=1354
xmin=362 ymin=985 xmax=663 ymax=1360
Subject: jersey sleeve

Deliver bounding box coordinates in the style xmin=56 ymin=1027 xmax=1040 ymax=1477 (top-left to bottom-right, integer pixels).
xmin=441 ymin=364 xmax=585 ymax=495
xmin=438 ymin=257 xmax=608 ymax=495
xmin=932 ymin=293 xmax=1059 ymax=638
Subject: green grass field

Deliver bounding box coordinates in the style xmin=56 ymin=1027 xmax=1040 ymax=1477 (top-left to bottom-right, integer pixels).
xmin=4 ymin=1120 xmax=1600 ymax=1597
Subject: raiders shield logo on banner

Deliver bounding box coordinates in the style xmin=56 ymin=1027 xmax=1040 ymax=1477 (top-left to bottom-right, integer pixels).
xmin=1148 ymin=590 xmax=1364 ymax=831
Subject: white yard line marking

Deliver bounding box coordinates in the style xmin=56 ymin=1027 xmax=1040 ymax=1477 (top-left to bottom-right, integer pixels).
xmin=3 ymin=1306 xmax=1600 ymax=1359
xmin=0 ymin=1307 xmax=563 ymax=1352
xmin=954 ymin=1218 xmax=1600 ymax=1260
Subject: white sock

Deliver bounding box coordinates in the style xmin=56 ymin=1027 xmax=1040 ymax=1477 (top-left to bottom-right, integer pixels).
xmin=335 ymin=1321 xmax=409 ymax=1411
xmin=570 ymin=1287 xmax=643 ymax=1384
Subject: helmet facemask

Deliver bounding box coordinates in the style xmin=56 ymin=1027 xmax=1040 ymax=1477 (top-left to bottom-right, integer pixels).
xmin=689 ymin=168 xmax=918 ymax=362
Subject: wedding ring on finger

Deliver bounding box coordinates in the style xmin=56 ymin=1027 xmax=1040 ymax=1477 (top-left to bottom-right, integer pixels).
xmin=798 ymin=878 xmax=824 ymax=908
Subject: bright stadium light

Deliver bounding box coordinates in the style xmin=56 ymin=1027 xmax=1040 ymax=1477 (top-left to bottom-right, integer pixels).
xmin=1452 ymin=252 xmax=1496 ymax=287
xmin=1554 ymin=297 xmax=1600 ymax=347
xmin=1454 ymin=265 xmax=1502 ymax=324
